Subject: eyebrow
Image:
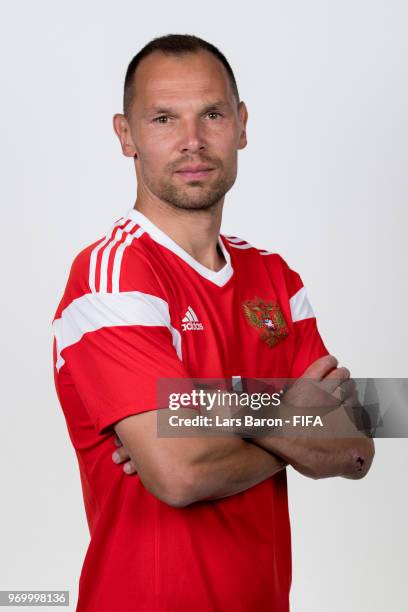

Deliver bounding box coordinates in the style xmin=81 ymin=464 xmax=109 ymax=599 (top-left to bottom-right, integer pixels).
xmin=145 ymin=100 xmax=231 ymax=116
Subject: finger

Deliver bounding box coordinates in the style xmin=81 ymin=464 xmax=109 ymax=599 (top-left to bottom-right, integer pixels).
xmin=113 ymin=434 xmax=123 ymax=447
xmin=301 ymin=355 xmax=338 ymax=381
xmin=112 ymin=446 xmax=131 ymax=464
xmin=325 ymin=366 xmax=351 ymax=380
xmin=340 ymin=391 xmax=366 ymax=432
xmin=123 ymin=460 xmax=137 ymax=475
xmin=341 ymin=389 xmax=363 ymax=412
xmin=292 ymin=367 xmax=350 ymax=408
xmin=331 ymin=377 xmax=356 ymax=402
xmin=320 ymin=367 xmax=351 ymax=395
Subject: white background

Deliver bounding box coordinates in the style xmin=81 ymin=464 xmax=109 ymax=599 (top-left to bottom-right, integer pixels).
xmin=1 ymin=1 xmax=407 ymax=610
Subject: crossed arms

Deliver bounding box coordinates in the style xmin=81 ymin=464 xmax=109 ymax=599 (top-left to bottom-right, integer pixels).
xmin=113 ymin=355 xmax=375 ymax=507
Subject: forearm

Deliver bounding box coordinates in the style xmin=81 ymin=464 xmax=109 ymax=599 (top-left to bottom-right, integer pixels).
xmin=252 ymin=435 xmax=375 ymax=479
xmin=184 ymin=437 xmax=287 ymax=504
xmin=115 ymin=407 xmax=287 ymax=507
xmin=248 ymin=390 xmax=375 ymax=480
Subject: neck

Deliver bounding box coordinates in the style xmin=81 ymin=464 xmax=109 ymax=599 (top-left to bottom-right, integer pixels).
xmin=133 ymin=198 xmax=226 ymax=272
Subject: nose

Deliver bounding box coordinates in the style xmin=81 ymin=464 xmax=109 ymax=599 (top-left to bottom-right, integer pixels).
xmin=178 ymin=117 xmax=207 ymax=155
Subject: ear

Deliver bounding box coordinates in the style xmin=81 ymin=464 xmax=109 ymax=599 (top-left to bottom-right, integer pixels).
xmin=237 ymin=101 xmax=248 ymax=150
xmin=112 ymin=113 xmax=138 ymax=158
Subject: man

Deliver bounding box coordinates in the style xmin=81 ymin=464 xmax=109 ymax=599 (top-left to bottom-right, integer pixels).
xmin=52 ymin=34 xmax=374 ymax=611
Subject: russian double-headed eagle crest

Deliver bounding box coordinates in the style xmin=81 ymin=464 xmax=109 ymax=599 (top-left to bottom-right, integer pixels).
xmin=242 ymin=297 xmax=289 ymax=347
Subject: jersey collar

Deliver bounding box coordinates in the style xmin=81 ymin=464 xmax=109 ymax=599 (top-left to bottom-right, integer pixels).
xmin=125 ymin=208 xmax=234 ymax=288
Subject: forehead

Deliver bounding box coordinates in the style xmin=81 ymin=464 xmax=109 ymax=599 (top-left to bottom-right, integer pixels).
xmin=132 ymin=50 xmax=233 ymax=106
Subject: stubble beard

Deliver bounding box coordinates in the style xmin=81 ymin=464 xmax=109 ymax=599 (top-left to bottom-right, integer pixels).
xmin=145 ymin=163 xmax=236 ymax=212
xmin=160 ymin=176 xmax=233 ymax=211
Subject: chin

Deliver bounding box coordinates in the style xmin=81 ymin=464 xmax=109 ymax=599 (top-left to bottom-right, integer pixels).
xmin=168 ymin=199 xmax=219 ymax=212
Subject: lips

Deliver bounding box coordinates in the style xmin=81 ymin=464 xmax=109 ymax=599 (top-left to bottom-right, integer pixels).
xmin=176 ymin=165 xmax=214 ymax=173
xmin=175 ymin=164 xmax=215 ymax=180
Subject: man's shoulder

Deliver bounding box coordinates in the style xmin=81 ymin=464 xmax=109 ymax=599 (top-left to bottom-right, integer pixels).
xmin=222 ymin=233 xmax=304 ymax=298
xmin=54 ymin=216 xmax=159 ymax=317
xmin=222 ymin=233 xmax=292 ymax=270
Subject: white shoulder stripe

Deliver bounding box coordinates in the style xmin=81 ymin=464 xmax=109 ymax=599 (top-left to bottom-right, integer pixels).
xmin=225 ymin=236 xmax=247 ymax=244
xmin=89 ymin=218 xmax=125 ymax=293
xmin=225 ymin=236 xmax=276 ymax=255
xmin=228 ymin=242 xmax=253 ymax=250
xmin=111 ymin=227 xmax=144 ymax=293
xmin=225 ymin=235 xmax=254 ymax=249
xmin=99 ymin=221 xmax=136 ymax=293
xmin=88 ymin=219 xmax=145 ymax=294
xmin=289 ymin=286 xmax=315 ymax=322
xmin=53 ymin=291 xmax=182 ymax=371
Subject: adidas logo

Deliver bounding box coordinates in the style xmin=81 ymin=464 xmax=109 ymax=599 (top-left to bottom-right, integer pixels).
xmin=181 ymin=306 xmax=204 ymax=331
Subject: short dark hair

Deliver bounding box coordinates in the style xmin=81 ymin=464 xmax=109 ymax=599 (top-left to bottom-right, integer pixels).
xmin=123 ymin=33 xmax=240 ymax=117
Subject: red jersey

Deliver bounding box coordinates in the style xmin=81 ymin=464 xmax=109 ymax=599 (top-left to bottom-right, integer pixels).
xmin=52 ymin=207 xmax=329 ymax=611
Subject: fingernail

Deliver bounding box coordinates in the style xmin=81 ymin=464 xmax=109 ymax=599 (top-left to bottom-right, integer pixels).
xmin=124 ymin=462 xmax=131 ymax=473
xmin=112 ymin=451 xmax=120 ymax=463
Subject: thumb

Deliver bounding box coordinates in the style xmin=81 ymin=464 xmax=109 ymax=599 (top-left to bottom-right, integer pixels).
xmin=301 ymin=355 xmax=338 ymax=381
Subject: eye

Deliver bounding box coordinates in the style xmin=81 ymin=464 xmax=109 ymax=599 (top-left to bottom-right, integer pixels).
xmin=206 ymin=112 xmax=222 ymax=119
xmin=152 ymin=115 xmax=170 ymax=124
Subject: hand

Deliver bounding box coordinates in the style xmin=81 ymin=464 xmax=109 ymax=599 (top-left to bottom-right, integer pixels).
xmin=279 ymin=355 xmax=363 ymax=437
xmin=284 ymin=354 xmax=353 ymax=410
xmin=112 ymin=434 xmax=138 ymax=475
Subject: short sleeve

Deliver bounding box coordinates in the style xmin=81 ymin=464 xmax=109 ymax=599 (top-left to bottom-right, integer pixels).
xmin=53 ymin=291 xmax=195 ymax=436
xmin=280 ymin=257 xmax=330 ymax=378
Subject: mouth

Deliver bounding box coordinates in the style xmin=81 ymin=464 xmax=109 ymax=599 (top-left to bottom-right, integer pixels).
xmin=175 ymin=165 xmax=215 ymax=180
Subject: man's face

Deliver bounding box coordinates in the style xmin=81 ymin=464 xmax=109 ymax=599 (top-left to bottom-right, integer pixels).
xmin=115 ymin=50 xmax=247 ymax=212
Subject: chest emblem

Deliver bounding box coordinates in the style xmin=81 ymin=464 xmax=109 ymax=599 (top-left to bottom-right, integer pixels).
xmin=242 ymin=297 xmax=289 ymax=347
